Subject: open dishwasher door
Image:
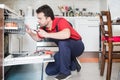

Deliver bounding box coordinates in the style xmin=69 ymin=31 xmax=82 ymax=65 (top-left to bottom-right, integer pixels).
xmin=4 ymin=51 xmax=55 ymax=66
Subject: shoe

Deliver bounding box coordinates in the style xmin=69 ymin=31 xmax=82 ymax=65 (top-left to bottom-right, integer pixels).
xmin=55 ymin=73 xmax=71 ymax=80
xmin=74 ymin=57 xmax=81 ymax=72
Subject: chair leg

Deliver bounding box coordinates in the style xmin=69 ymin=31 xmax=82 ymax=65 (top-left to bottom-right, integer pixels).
xmin=106 ymin=44 xmax=113 ymax=80
xmin=100 ymin=44 xmax=106 ymax=76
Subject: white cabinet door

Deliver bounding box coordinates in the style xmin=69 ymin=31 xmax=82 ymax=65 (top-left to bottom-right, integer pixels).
xmin=75 ymin=17 xmax=99 ymax=51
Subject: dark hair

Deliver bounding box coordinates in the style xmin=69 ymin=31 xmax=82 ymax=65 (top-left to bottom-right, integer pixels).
xmin=36 ymin=5 xmax=55 ymax=20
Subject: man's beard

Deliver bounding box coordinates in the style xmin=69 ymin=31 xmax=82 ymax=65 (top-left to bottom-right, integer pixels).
xmin=42 ymin=23 xmax=48 ymax=31
xmin=43 ymin=26 xmax=47 ymax=31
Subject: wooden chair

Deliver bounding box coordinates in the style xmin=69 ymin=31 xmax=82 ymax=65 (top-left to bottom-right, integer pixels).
xmin=99 ymin=11 xmax=120 ymax=80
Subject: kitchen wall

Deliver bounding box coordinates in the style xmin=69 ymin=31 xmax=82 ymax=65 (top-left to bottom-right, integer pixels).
xmin=0 ymin=0 xmax=106 ymax=16
xmin=108 ymin=0 xmax=120 ymax=19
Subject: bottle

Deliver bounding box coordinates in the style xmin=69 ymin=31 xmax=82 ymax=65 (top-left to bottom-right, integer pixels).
xmin=75 ymin=8 xmax=79 ymax=16
xmin=19 ymin=9 xmax=25 ymax=17
xmin=69 ymin=10 xmax=74 ymax=17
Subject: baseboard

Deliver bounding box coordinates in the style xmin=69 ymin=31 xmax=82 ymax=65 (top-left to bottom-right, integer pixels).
xmin=78 ymin=52 xmax=99 ymax=63
xmin=79 ymin=52 xmax=99 ymax=58
xmin=78 ymin=52 xmax=120 ymax=63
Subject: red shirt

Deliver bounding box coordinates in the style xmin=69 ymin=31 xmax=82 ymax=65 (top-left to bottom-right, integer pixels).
xmin=40 ymin=17 xmax=82 ymax=40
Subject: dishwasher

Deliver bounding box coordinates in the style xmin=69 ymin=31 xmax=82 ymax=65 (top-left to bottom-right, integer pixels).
xmin=0 ymin=4 xmax=55 ymax=80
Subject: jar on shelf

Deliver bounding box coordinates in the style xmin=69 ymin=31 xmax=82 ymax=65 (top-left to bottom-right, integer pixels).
xmin=74 ymin=8 xmax=79 ymax=16
xmin=68 ymin=10 xmax=74 ymax=17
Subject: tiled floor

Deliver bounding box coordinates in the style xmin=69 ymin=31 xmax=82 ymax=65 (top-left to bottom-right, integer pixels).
xmin=44 ymin=62 xmax=120 ymax=80
xmin=5 ymin=62 xmax=120 ymax=80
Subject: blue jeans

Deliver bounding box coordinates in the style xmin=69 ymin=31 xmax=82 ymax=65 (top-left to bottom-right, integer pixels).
xmin=45 ymin=39 xmax=84 ymax=76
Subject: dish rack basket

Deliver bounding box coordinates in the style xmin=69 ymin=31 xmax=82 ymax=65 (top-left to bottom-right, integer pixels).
xmin=4 ymin=18 xmax=25 ymax=34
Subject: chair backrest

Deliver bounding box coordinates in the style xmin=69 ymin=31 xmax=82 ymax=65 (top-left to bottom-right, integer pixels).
xmin=99 ymin=11 xmax=113 ymax=41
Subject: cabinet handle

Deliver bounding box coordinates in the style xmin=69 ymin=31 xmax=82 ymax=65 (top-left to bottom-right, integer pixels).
xmin=88 ymin=26 xmax=98 ymax=27
xmin=88 ymin=20 xmax=99 ymax=21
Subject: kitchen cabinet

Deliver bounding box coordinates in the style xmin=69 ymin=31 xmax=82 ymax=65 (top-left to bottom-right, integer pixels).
xmin=0 ymin=6 xmax=4 ymax=80
xmin=76 ymin=17 xmax=99 ymax=52
xmin=65 ymin=17 xmax=100 ymax=52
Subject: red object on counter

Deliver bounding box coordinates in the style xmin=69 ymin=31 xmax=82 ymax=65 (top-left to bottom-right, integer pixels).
xmin=33 ymin=49 xmax=54 ymax=55
xmin=44 ymin=50 xmax=54 ymax=55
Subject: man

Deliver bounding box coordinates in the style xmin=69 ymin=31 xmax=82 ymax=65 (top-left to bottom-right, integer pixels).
xmin=26 ymin=4 xmax=84 ymax=80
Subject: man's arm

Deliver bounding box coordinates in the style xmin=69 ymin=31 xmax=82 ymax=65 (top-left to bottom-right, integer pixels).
xmin=38 ymin=28 xmax=70 ymax=39
xmin=25 ymin=25 xmax=42 ymax=41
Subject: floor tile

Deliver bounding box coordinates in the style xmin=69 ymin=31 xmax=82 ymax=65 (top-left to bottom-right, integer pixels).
xmin=44 ymin=63 xmax=120 ymax=80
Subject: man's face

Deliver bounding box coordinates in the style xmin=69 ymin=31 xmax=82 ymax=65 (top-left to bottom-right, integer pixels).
xmin=37 ymin=12 xmax=49 ymax=27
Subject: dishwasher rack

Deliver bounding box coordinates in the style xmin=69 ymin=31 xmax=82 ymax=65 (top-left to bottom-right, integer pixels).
xmin=4 ymin=18 xmax=25 ymax=34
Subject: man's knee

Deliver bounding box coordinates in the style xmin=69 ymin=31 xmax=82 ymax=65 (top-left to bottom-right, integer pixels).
xmin=45 ymin=67 xmax=58 ymax=76
xmin=45 ymin=68 xmax=52 ymax=76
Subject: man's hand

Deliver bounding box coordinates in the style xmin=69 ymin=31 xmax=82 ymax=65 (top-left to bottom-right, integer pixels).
xmin=25 ymin=25 xmax=32 ymax=34
xmin=37 ymin=29 xmax=49 ymax=38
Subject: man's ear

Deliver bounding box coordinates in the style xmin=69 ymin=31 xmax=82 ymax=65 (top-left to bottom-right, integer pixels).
xmin=47 ymin=17 xmax=51 ymax=21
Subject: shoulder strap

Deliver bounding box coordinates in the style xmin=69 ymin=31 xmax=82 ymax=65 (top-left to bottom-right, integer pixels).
xmin=55 ymin=18 xmax=62 ymax=32
xmin=55 ymin=18 xmax=73 ymax=32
